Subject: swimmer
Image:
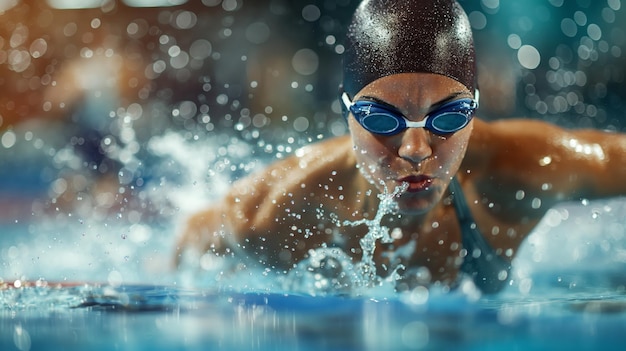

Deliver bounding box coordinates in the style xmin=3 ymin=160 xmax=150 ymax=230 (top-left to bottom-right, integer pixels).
xmin=176 ymin=0 xmax=626 ymax=293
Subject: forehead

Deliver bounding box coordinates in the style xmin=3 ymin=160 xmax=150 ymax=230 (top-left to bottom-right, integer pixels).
xmin=355 ymin=72 xmax=471 ymax=107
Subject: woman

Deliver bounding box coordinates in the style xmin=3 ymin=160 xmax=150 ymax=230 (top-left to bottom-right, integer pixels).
xmin=176 ymin=0 xmax=626 ymax=293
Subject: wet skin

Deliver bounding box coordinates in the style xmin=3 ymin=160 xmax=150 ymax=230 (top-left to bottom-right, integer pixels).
xmin=177 ymin=72 xmax=626 ymax=286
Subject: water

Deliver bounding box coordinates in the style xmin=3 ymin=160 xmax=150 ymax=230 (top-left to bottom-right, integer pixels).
xmin=3 ymin=0 xmax=626 ymax=350
xmin=2 ymin=281 xmax=626 ymax=350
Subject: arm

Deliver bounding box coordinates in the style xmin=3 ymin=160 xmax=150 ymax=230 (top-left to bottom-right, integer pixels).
xmin=176 ymin=136 xmax=361 ymax=267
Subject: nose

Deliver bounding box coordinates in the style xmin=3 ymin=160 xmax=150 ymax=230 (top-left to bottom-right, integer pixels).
xmin=397 ymin=128 xmax=432 ymax=164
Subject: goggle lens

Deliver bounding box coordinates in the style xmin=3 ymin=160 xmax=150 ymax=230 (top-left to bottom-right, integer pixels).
xmin=342 ymin=92 xmax=477 ymax=136
xmin=361 ymin=113 xmax=402 ymax=134
xmin=429 ymin=112 xmax=470 ymax=133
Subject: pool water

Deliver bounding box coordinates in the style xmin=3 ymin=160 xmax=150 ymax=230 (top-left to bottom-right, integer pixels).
xmin=2 ymin=281 xmax=626 ymax=351
xmin=2 ymin=199 xmax=626 ymax=351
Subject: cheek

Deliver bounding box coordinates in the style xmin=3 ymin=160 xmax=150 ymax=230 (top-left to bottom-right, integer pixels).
xmin=348 ymin=122 xmax=392 ymax=181
xmin=349 ymin=120 xmax=385 ymax=159
xmin=432 ymin=131 xmax=471 ymax=170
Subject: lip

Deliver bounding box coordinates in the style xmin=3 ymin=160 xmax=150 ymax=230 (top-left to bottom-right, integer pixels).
xmin=397 ymin=175 xmax=434 ymax=193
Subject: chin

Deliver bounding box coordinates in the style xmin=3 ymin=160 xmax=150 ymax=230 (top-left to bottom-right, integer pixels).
xmin=393 ymin=188 xmax=442 ymax=215
xmin=393 ymin=196 xmax=436 ymax=215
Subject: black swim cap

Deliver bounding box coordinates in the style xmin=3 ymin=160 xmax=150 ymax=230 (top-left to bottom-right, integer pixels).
xmin=342 ymin=0 xmax=476 ymax=97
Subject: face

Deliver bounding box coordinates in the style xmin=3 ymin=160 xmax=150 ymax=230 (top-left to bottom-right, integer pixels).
xmin=348 ymin=72 xmax=475 ymax=215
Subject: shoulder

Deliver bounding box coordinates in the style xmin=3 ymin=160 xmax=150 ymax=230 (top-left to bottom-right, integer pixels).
xmin=468 ymin=118 xmax=567 ymax=151
xmin=223 ymin=135 xmax=358 ymax=225
xmin=255 ymin=135 xmax=355 ymax=185
xmin=460 ymin=118 xmax=570 ymax=216
xmin=463 ymin=117 xmax=572 ymax=172
xmin=461 ymin=116 xmax=619 ymax=219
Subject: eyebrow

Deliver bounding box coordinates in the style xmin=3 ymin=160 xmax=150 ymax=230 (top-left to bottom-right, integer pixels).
xmin=356 ymin=95 xmax=401 ymax=111
xmin=357 ymin=91 xmax=469 ymax=115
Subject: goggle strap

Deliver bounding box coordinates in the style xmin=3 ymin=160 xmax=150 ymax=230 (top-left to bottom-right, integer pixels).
xmin=341 ymin=92 xmax=353 ymax=110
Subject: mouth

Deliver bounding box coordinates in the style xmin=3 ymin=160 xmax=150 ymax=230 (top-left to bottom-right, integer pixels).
xmin=397 ymin=175 xmax=433 ymax=193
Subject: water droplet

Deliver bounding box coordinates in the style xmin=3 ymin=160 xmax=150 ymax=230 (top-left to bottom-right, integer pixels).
xmin=29 ymin=38 xmax=48 ymax=58
xmin=1 ymin=130 xmax=17 ymax=148
xmin=468 ymin=11 xmax=487 ymax=30
xmin=173 ymin=11 xmax=197 ymax=30
xmin=587 ymin=23 xmax=602 ymax=41
xmin=293 ymin=116 xmax=309 ymax=132
xmin=518 ymin=45 xmax=541 ymax=69
xmin=539 ymin=156 xmax=552 ymax=166
xmin=292 ymin=48 xmax=319 ymax=75
xmin=531 ymin=198 xmax=542 ymax=209
xmin=561 ymin=18 xmax=577 ymax=37
xmin=302 ymin=4 xmax=321 ymax=22
xmin=222 ymin=0 xmax=241 ymax=12
xmin=591 ymin=209 xmax=600 ymax=219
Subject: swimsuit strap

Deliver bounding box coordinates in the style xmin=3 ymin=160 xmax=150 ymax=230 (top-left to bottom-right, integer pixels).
xmin=448 ymin=177 xmax=512 ymax=294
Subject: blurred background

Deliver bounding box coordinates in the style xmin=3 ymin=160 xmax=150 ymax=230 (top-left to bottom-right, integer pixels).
xmin=0 ymin=0 xmax=625 ymax=225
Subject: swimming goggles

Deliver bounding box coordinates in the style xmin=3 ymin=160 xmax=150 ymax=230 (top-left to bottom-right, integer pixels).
xmin=341 ymin=91 xmax=478 ymax=136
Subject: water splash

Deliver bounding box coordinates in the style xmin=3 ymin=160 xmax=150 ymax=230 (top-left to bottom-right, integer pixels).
xmin=285 ymin=182 xmax=408 ymax=296
xmin=341 ymin=182 xmax=408 ymax=289
xmin=283 ymin=246 xmax=358 ymax=296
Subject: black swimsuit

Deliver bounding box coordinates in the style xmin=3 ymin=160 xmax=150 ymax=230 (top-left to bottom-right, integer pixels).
xmin=448 ymin=177 xmax=512 ymax=294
